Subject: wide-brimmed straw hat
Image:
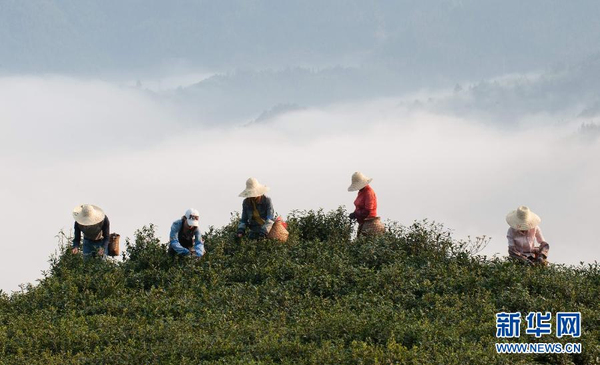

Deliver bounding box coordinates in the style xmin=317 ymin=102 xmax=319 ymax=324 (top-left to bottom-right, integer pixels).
xmin=72 ymin=204 xmax=105 ymax=226
xmin=348 ymin=171 xmax=373 ymax=192
xmin=239 ymin=177 xmax=270 ymax=198
xmin=506 ymin=206 xmax=541 ymax=230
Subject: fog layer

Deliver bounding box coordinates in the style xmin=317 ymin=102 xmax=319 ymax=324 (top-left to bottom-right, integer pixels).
xmin=1 ymin=77 xmax=598 ymax=292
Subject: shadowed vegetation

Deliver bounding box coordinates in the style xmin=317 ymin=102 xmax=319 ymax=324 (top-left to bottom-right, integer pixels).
xmin=1 ymin=208 xmax=598 ymax=364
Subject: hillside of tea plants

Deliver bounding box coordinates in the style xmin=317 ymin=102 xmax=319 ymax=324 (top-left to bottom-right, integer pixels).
xmin=1 ymin=208 xmax=599 ymax=364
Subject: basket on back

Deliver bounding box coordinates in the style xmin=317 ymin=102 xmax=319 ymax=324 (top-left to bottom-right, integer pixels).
xmin=267 ymin=219 xmax=289 ymax=242
xmin=108 ymin=233 xmax=120 ymax=256
xmin=360 ymin=217 xmax=385 ymax=237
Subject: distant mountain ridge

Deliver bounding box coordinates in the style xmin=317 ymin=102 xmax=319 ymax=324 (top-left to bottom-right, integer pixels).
xmin=159 ymin=55 xmax=600 ymax=125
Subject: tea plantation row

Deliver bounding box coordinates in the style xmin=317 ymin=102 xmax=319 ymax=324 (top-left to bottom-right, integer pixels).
xmin=0 ymin=208 xmax=598 ymax=364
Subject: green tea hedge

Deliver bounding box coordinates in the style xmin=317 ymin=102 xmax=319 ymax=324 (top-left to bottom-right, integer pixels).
xmin=1 ymin=208 xmax=598 ymax=364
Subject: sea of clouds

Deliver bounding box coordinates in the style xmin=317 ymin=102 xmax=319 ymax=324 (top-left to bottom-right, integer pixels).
xmin=1 ymin=76 xmax=598 ymax=292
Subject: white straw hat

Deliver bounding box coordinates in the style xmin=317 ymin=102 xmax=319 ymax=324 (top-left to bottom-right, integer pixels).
xmin=506 ymin=205 xmax=541 ymax=230
xmin=348 ymin=171 xmax=373 ymax=192
xmin=239 ymin=177 xmax=270 ymax=198
xmin=185 ymin=208 xmax=200 ymax=227
xmin=72 ymin=204 xmax=105 ymax=226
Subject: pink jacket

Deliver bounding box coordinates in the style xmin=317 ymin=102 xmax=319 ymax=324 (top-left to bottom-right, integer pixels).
xmin=507 ymin=226 xmax=545 ymax=255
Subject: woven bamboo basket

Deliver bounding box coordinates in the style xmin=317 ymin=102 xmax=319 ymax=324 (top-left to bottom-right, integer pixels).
xmin=267 ymin=220 xmax=289 ymax=242
xmin=360 ymin=217 xmax=385 ymax=237
xmin=108 ymin=233 xmax=120 ymax=256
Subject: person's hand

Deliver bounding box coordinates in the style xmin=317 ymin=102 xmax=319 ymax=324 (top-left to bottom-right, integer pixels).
xmin=234 ymin=233 xmax=243 ymax=243
xmin=535 ymin=253 xmax=548 ymax=265
xmin=98 ymin=247 xmax=105 ymax=256
xmin=72 ymin=247 xmax=79 ymax=254
xmin=349 ymin=212 xmax=356 ymax=220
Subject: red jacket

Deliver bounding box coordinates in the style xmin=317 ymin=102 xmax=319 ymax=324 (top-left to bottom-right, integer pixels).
xmin=353 ymin=185 xmax=377 ymax=224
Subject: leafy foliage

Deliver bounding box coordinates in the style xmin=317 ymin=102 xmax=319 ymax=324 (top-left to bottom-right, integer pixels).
xmin=1 ymin=209 xmax=599 ymax=364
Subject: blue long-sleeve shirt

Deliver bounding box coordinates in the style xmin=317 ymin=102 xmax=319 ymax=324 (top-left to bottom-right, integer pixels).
xmin=237 ymin=196 xmax=274 ymax=235
xmin=169 ymin=218 xmax=204 ymax=257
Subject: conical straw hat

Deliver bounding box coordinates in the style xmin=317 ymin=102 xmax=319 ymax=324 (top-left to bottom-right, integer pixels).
xmin=239 ymin=177 xmax=270 ymax=198
xmin=348 ymin=171 xmax=373 ymax=192
xmin=506 ymin=206 xmax=541 ymax=230
xmin=72 ymin=204 xmax=105 ymax=226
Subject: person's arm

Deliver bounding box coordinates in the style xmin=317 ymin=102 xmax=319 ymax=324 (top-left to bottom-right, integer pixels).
xmin=169 ymin=220 xmax=191 ymax=255
xmin=535 ymin=226 xmax=546 ymax=244
xmin=194 ymin=229 xmax=205 ymax=257
xmin=102 ymin=216 xmax=110 ymax=248
xmin=237 ymin=200 xmax=248 ymax=235
xmin=260 ymin=198 xmax=275 ymax=235
xmin=354 ymin=190 xmax=370 ymax=221
xmin=506 ymin=228 xmax=520 ymax=258
xmin=73 ymin=222 xmax=81 ymax=248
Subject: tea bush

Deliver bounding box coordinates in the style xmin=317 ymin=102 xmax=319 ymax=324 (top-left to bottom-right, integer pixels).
xmin=0 ymin=208 xmax=599 ymax=364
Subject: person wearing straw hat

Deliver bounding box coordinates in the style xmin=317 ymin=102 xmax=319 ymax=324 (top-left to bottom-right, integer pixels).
xmin=168 ymin=208 xmax=205 ymax=258
xmin=348 ymin=172 xmax=384 ymax=236
xmin=237 ymin=177 xmax=274 ymax=239
xmin=72 ymin=204 xmax=110 ymax=259
xmin=506 ymin=205 xmax=550 ymax=265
